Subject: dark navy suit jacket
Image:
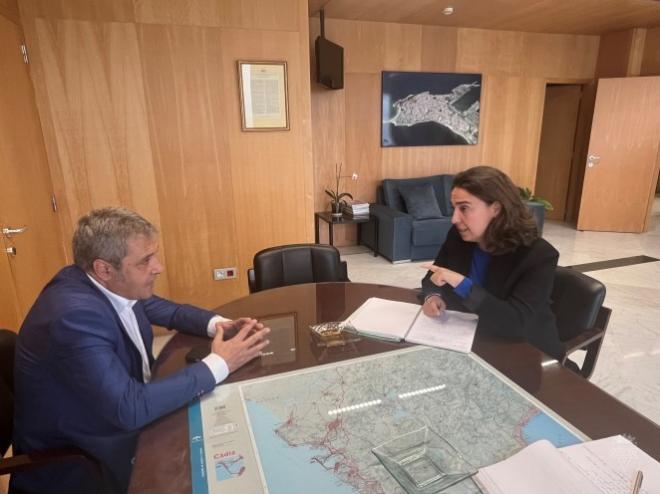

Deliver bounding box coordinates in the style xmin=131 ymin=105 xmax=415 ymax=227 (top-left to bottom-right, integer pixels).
xmin=11 ymin=265 xmax=218 ymax=493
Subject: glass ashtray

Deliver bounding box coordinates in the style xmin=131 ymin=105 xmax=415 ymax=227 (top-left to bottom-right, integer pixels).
xmin=309 ymin=321 xmax=360 ymax=347
xmin=372 ymin=426 xmax=475 ymax=493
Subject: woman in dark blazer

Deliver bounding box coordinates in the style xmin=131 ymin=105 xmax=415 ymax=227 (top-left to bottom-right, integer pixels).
xmin=421 ymin=166 xmax=564 ymax=360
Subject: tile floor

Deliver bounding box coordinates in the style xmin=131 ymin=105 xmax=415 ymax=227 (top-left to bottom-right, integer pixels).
xmin=341 ymin=197 xmax=660 ymax=426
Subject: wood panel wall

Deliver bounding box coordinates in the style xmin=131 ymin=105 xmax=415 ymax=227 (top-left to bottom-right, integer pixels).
xmin=310 ymin=18 xmax=599 ymax=244
xmin=18 ymin=0 xmax=314 ymax=309
xmin=641 ymin=27 xmax=660 ymax=76
xmin=595 ymin=28 xmax=648 ymax=77
xmin=0 ymin=0 xmax=18 ymax=23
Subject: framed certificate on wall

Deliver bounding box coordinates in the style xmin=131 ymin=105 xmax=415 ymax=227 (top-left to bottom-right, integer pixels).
xmin=238 ymin=60 xmax=290 ymax=131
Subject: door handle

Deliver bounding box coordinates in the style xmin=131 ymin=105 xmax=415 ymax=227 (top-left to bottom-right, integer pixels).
xmin=587 ymin=154 xmax=600 ymax=168
xmin=4 ymin=247 xmax=16 ymax=256
xmin=2 ymin=226 xmax=28 ymax=236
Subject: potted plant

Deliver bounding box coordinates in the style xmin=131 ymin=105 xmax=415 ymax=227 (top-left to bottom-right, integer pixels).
xmin=518 ymin=187 xmax=553 ymax=211
xmin=325 ymin=162 xmax=358 ymax=218
xmin=518 ymin=187 xmax=553 ymax=233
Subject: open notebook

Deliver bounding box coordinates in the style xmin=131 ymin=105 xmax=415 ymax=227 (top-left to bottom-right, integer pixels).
xmin=344 ymin=297 xmax=478 ymax=353
xmin=474 ymin=435 xmax=659 ymax=494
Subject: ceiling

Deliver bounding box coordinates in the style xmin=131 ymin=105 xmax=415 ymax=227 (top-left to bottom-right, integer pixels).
xmin=308 ymin=0 xmax=660 ymax=35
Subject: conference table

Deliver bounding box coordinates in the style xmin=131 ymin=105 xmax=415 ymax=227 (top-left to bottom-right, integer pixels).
xmin=128 ymin=282 xmax=660 ymax=493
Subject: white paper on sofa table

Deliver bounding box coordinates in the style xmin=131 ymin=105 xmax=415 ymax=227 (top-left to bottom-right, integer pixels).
xmin=405 ymin=311 xmax=477 ymax=353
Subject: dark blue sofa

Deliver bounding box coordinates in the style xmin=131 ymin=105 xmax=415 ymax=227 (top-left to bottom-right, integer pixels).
xmin=360 ymin=174 xmax=546 ymax=263
xmin=360 ymin=174 xmax=454 ymax=262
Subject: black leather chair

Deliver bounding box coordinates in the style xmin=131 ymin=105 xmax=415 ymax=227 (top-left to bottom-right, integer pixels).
xmin=247 ymin=244 xmax=349 ymax=293
xmin=551 ymin=267 xmax=611 ymax=379
xmin=0 ymin=329 xmax=100 ymax=483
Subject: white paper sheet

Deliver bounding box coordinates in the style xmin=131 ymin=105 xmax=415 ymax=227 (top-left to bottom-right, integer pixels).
xmin=346 ymin=297 xmax=421 ymax=341
xmin=474 ymin=440 xmax=601 ymax=494
xmin=561 ymin=435 xmax=659 ymax=494
xmin=474 ymin=435 xmax=660 ymax=494
xmin=405 ymin=311 xmax=477 ymax=353
xmin=346 ymin=297 xmax=478 ymax=351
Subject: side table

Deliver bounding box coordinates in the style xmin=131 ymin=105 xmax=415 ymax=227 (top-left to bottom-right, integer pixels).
xmin=314 ymin=211 xmax=378 ymax=257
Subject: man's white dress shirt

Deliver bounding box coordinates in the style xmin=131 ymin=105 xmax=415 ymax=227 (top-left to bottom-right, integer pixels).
xmin=88 ymin=275 xmax=229 ymax=384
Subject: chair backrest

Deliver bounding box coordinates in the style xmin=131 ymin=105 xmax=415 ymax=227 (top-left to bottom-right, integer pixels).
xmin=381 ymin=174 xmax=454 ymax=216
xmin=252 ymin=244 xmax=348 ymax=293
xmin=551 ymin=267 xmax=606 ymax=342
xmin=0 ymin=329 xmax=17 ymax=456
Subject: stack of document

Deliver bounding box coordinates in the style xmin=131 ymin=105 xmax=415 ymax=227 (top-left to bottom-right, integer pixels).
xmin=474 ymin=435 xmax=659 ymax=494
xmin=342 ymin=200 xmax=370 ymax=218
xmin=344 ymin=297 xmax=478 ymax=353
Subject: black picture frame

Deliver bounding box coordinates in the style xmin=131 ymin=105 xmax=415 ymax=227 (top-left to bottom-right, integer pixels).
xmin=381 ymin=71 xmax=482 ymax=147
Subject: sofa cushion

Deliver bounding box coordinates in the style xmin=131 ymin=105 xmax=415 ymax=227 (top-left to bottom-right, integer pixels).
xmin=381 ymin=174 xmax=454 ymax=216
xmin=411 ymin=218 xmax=451 ymax=246
xmin=399 ymin=184 xmax=444 ymax=220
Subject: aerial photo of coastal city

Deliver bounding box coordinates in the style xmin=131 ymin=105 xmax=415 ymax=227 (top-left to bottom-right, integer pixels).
xmin=381 ymin=71 xmax=481 ymax=147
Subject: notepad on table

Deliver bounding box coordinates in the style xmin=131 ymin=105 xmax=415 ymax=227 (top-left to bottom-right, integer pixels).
xmin=344 ymin=297 xmax=478 ymax=353
xmin=474 ymin=435 xmax=660 ymax=494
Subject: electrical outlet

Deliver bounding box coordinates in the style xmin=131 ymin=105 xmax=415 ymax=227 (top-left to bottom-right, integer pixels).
xmin=212 ymin=267 xmax=238 ymax=281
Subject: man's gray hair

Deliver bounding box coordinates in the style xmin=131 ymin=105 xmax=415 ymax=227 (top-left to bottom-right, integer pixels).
xmin=73 ymin=207 xmax=158 ymax=271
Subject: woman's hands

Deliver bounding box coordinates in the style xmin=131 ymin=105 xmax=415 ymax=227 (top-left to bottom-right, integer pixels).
xmin=421 ymin=263 xmax=465 ymax=288
xmin=421 ymin=263 xmax=465 ymax=317
xmin=422 ymin=294 xmax=446 ymax=317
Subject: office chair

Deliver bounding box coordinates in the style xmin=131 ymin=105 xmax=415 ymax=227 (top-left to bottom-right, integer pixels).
xmin=551 ymin=267 xmax=611 ymax=379
xmin=0 ymin=329 xmax=100 ymax=481
xmin=247 ymin=243 xmax=350 ymax=293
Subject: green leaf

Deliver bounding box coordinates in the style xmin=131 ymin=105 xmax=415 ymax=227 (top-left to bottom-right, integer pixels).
xmin=519 ymin=186 xmax=553 ymax=211
xmin=337 ymin=192 xmax=354 ymax=201
xmin=535 ymin=198 xmax=554 ymax=211
xmin=325 ymin=189 xmax=338 ymax=201
xmin=518 ymin=187 xmax=532 ymax=200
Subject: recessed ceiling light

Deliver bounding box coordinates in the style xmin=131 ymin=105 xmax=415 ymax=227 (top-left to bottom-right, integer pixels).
xmin=443 ymin=6 xmax=454 ymax=15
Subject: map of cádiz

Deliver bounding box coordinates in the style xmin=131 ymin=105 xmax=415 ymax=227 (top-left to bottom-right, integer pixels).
xmin=234 ymin=347 xmax=582 ymax=493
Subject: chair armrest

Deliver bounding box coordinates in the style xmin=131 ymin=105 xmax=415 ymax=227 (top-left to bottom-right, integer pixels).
xmin=0 ymin=447 xmax=100 ymax=476
xmin=368 ymin=203 xmax=411 ymax=220
xmin=562 ymin=327 xmax=605 ymax=357
xmin=340 ymin=261 xmax=349 ymax=281
xmin=563 ymin=306 xmax=611 ymax=379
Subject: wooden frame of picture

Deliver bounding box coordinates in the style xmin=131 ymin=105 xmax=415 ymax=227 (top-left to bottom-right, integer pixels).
xmin=237 ymin=60 xmax=290 ymax=131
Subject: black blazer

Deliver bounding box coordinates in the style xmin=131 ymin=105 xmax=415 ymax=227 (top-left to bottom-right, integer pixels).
xmin=421 ymin=226 xmax=564 ymax=360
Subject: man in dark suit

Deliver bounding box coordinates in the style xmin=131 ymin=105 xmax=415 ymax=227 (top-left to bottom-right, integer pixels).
xmin=11 ymin=207 xmax=270 ymax=493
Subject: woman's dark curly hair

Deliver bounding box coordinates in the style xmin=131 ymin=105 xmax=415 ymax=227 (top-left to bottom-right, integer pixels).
xmin=453 ymin=166 xmax=538 ymax=254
